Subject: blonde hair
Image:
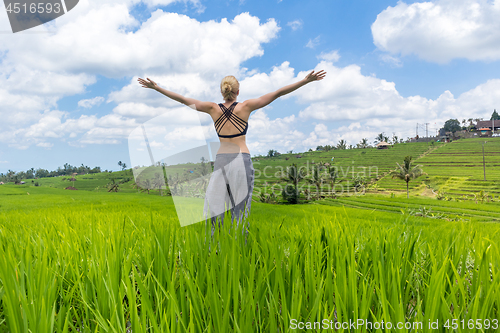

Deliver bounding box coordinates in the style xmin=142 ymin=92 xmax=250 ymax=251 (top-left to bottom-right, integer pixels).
xmin=220 ymin=75 xmax=239 ymax=101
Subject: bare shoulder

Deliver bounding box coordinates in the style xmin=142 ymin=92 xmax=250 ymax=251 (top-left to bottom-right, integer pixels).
xmin=194 ymin=101 xmax=219 ymax=115
xmin=238 ymin=99 xmax=257 ymax=115
xmin=239 ymin=91 xmax=280 ymax=114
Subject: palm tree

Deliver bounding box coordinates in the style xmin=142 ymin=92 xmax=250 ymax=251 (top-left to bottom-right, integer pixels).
xmin=7 ymin=169 xmax=14 ymax=179
xmin=327 ymin=165 xmax=341 ymax=198
xmin=282 ymin=163 xmax=307 ymax=202
xmin=391 ymin=134 xmax=399 ymax=145
xmin=107 ymin=178 xmax=120 ymax=192
xmin=391 ymin=156 xmax=424 ymax=199
xmin=307 ymin=165 xmax=324 ymax=200
xmin=467 ymin=118 xmax=474 ymax=132
xmin=336 ymin=139 xmax=347 ymax=150
xmin=358 ymin=138 xmax=369 ymax=148
xmin=374 ymin=132 xmax=388 ymax=145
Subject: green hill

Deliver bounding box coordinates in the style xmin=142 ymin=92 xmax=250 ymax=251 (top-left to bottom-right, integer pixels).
xmin=253 ymin=141 xmax=435 ymax=196
xmin=3 ymin=137 xmax=499 ymax=201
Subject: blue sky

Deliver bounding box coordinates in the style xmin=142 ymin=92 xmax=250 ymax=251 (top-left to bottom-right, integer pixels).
xmin=1 ymin=0 xmax=500 ymax=174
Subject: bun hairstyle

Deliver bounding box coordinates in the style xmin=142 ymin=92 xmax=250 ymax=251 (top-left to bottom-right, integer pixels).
xmin=220 ymin=75 xmax=239 ymax=101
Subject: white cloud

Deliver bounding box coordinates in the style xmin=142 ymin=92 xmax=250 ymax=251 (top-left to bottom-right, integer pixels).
xmin=372 ymin=0 xmax=500 ymax=63
xmin=143 ymin=0 xmax=205 ymax=12
xmin=0 ymin=7 xmax=281 ymax=149
xmin=301 ymin=123 xmax=339 ymax=148
xmin=379 ymin=54 xmax=402 ymax=68
xmin=287 ymin=19 xmax=303 ymax=31
xmin=297 ymin=62 xmax=500 ymax=141
xmin=348 ymin=122 xmax=361 ymax=130
xmin=2 ymin=0 xmax=500 ymax=157
xmin=238 ymin=61 xmax=297 ymax=100
xmin=306 ymin=35 xmax=320 ymax=49
xmin=25 ymin=111 xmax=66 ymax=138
xmin=0 ymin=10 xmax=279 ymax=78
xmin=317 ymin=50 xmax=340 ymax=62
xmin=109 ymin=73 xmax=222 ymax=109
xmin=36 ymin=142 xmax=54 ymax=148
xmin=163 ymin=126 xmax=207 ymax=141
xmin=112 ymin=102 xmax=169 ymax=118
xmin=78 ymin=96 xmax=105 ymax=108
xmin=246 ymin=109 xmax=303 ymax=153
xmin=3 ymin=64 xmax=96 ymax=96
xmin=0 ymin=65 xmax=95 ymax=128
xmin=238 ymin=59 xmax=500 ymax=151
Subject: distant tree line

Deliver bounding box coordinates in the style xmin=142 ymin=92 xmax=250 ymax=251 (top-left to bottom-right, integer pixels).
xmin=439 ymin=110 xmax=499 ymax=136
xmin=259 ymin=132 xmax=408 ymax=158
xmin=315 ymin=133 xmax=405 ymax=152
xmin=0 ymin=163 xmax=102 ymax=183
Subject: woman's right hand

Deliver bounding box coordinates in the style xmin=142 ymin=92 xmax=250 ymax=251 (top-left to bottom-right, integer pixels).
xmin=304 ymin=70 xmax=327 ymax=83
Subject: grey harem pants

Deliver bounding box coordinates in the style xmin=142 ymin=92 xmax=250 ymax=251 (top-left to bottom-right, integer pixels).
xmin=203 ymin=152 xmax=255 ymax=236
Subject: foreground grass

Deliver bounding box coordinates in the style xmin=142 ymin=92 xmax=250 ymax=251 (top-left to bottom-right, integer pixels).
xmin=0 ymin=188 xmax=499 ymax=332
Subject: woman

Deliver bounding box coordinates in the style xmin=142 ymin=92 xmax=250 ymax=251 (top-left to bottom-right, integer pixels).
xmin=138 ymin=69 xmax=326 ymax=235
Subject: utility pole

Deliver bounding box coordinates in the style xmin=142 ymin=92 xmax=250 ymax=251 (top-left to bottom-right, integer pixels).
xmin=425 ymin=123 xmax=429 ymax=137
xmin=416 ymin=123 xmax=418 ymax=138
xmin=482 ymin=141 xmax=487 ymax=181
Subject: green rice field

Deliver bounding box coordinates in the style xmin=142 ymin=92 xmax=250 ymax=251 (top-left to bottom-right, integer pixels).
xmin=1 ymin=138 xmax=500 ymax=332
xmin=376 ymin=138 xmax=500 ymax=197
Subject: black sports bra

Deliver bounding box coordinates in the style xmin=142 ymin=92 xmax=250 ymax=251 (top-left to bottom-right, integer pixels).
xmin=214 ymin=102 xmax=248 ymax=138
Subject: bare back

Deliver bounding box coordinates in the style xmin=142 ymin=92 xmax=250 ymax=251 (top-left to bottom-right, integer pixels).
xmin=209 ymin=101 xmax=252 ymax=154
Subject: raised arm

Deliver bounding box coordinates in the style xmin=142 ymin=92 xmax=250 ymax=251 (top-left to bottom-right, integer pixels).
xmin=241 ymin=70 xmax=326 ymax=112
xmin=137 ymin=77 xmax=216 ymax=114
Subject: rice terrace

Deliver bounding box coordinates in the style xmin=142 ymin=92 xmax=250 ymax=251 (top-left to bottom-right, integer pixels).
xmin=0 ymin=137 xmax=499 ymax=332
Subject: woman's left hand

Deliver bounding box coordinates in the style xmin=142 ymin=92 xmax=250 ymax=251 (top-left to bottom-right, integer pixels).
xmin=304 ymin=70 xmax=327 ymax=83
xmin=138 ymin=77 xmax=159 ymax=90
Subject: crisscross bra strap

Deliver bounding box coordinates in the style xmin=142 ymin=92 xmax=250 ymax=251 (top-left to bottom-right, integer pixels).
xmin=214 ymin=102 xmax=248 ymax=138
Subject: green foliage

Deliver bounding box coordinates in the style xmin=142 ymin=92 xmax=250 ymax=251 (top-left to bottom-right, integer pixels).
xmin=267 ymin=149 xmax=280 ymax=157
xmin=282 ymin=184 xmax=299 ymax=204
xmin=106 ymin=178 xmax=120 ymax=192
xmin=391 ymin=156 xmax=425 ymax=198
xmin=316 ymin=144 xmax=335 ymax=151
xmin=374 ymin=132 xmax=389 ymax=144
xmin=351 ymin=175 xmax=367 ymax=193
xmin=336 ymin=139 xmax=347 ymax=150
xmin=259 ymin=189 xmax=278 ymax=203
xmin=443 ymin=119 xmax=461 ymax=133
xmin=307 ymin=165 xmax=324 ymax=200
xmin=491 ymin=109 xmax=500 ymax=120
xmin=408 ymin=206 xmax=444 ymax=219
xmin=436 ymin=189 xmax=449 ymax=201
xmin=357 ymin=138 xmax=369 ymax=148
